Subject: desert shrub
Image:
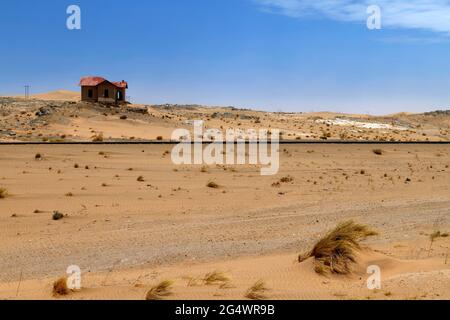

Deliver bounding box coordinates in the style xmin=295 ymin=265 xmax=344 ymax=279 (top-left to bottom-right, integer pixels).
xmin=206 ymin=181 xmax=219 ymax=189
xmin=200 ymin=166 xmax=209 ymax=173
xmin=245 ymin=280 xmax=269 ymax=300
xmin=203 ymin=271 xmax=229 ymax=285
xmin=298 ymin=221 xmax=378 ymax=275
xmin=430 ymin=231 xmax=449 ymax=241
xmin=372 ymin=149 xmax=384 ymax=155
xmin=280 ymin=176 xmax=294 ymax=183
xmin=145 ymin=280 xmax=174 ymax=300
xmin=92 ymin=133 xmax=104 ymax=142
xmin=53 ymin=277 xmax=69 ymax=297
xmin=0 ymin=187 xmax=8 ymax=199
xmin=52 ymin=211 xmax=64 ymax=221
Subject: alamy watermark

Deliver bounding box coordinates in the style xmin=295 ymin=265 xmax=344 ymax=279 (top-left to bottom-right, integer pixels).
xmin=66 ymin=4 xmax=380 ymax=31
xmin=66 ymin=5 xmax=81 ymax=30
xmin=367 ymin=265 xmax=381 ymax=290
xmin=367 ymin=5 xmax=382 ymax=30
xmin=171 ymin=121 xmax=280 ymax=176
xmin=66 ymin=265 xmax=82 ymax=290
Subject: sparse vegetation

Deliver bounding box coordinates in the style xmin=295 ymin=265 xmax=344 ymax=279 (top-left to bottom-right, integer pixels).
xmin=430 ymin=231 xmax=448 ymax=241
xmin=137 ymin=176 xmax=145 ymax=182
xmin=145 ymin=280 xmax=174 ymax=300
xmin=298 ymin=220 xmax=378 ymax=275
xmin=280 ymin=176 xmax=294 ymax=183
xmin=52 ymin=277 xmax=69 ymax=297
xmin=35 ymin=153 xmax=42 ymax=160
xmin=52 ymin=211 xmax=64 ymax=221
xmin=0 ymin=187 xmax=8 ymax=199
xmin=245 ymin=280 xmax=269 ymax=300
xmin=156 ymin=136 xmax=163 ymax=141
xmin=203 ymin=271 xmax=230 ymax=285
xmin=207 ymin=181 xmax=219 ymax=189
xmin=372 ymin=149 xmax=384 ymax=155
xmin=92 ymin=133 xmax=104 ymax=142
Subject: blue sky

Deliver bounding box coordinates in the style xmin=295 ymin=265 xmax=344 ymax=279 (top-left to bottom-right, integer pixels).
xmin=1 ymin=0 xmax=450 ymax=114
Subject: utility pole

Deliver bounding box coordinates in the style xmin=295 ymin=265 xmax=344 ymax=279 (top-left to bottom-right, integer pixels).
xmin=24 ymin=85 xmax=30 ymax=99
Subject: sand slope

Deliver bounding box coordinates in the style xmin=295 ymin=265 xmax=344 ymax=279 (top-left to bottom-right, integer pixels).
xmin=1 ymin=249 xmax=448 ymax=300
xmin=30 ymin=90 xmax=80 ymax=102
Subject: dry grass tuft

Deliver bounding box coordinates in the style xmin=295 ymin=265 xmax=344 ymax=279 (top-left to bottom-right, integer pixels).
xmin=92 ymin=133 xmax=104 ymax=142
xmin=145 ymin=280 xmax=174 ymax=300
xmin=137 ymin=176 xmax=145 ymax=182
xmin=206 ymin=181 xmax=220 ymax=189
xmin=200 ymin=166 xmax=209 ymax=173
xmin=52 ymin=211 xmax=64 ymax=221
xmin=52 ymin=277 xmax=70 ymax=297
xmin=245 ymin=280 xmax=269 ymax=300
xmin=298 ymin=220 xmax=378 ymax=275
xmin=186 ymin=277 xmax=202 ymax=287
xmin=430 ymin=231 xmax=449 ymax=241
xmin=372 ymin=149 xmax=384 ymax=155
xmin=203 ymin=271 xmax=230 ymax=285
xmin=280 ymin=176 xmax=294 ymax=183
xmin=0 ymin=187 xmax=8 ymax=199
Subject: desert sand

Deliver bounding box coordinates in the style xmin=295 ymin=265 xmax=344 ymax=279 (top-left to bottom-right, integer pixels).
xmin=0 ymin=143 xmax=448 ymax=300
xmin=29 ymin=90 xmax=81 ymax=102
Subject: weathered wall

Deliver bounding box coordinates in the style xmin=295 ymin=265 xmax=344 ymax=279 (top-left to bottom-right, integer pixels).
xmin=81 ymin=86 xmax=98 ymax=102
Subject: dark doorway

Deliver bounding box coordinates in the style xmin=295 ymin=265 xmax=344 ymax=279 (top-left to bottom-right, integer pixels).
xmin=104 ymin=89 xmax=109 ymax=98
xmin=88 ymin=89 xmax=93 ymax=98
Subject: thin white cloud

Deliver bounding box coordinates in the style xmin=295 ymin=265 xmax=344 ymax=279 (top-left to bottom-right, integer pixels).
xmin=254 ymin=0 xmax=450 ymax=34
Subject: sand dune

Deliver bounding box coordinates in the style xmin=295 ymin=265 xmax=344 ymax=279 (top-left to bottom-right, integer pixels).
xmin=30 ymin=90 xmax=80 ymax=102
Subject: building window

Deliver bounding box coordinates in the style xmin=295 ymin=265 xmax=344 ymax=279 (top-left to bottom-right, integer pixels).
xmin=104 ymin=89 xmax=109 ymax=98
xmin=88 ymin=89 xmax=93 ymax=98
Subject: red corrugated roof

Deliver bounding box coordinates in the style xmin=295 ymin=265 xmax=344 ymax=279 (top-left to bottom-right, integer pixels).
xmin=112 ymin=81 xmax=128 ymax=89
xmin=79 ymin=76 xmax=106 ymax=87
xmin=79 ymin=77 xmax=128 ymax=89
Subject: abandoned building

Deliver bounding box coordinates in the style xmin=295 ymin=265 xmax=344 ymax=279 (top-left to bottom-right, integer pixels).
xmin=79 ymin=76 xmax=128 ymax=103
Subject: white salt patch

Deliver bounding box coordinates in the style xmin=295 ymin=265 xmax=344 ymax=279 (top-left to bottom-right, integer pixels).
xmin=317 ymin=119 xmax=408 ymax=131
